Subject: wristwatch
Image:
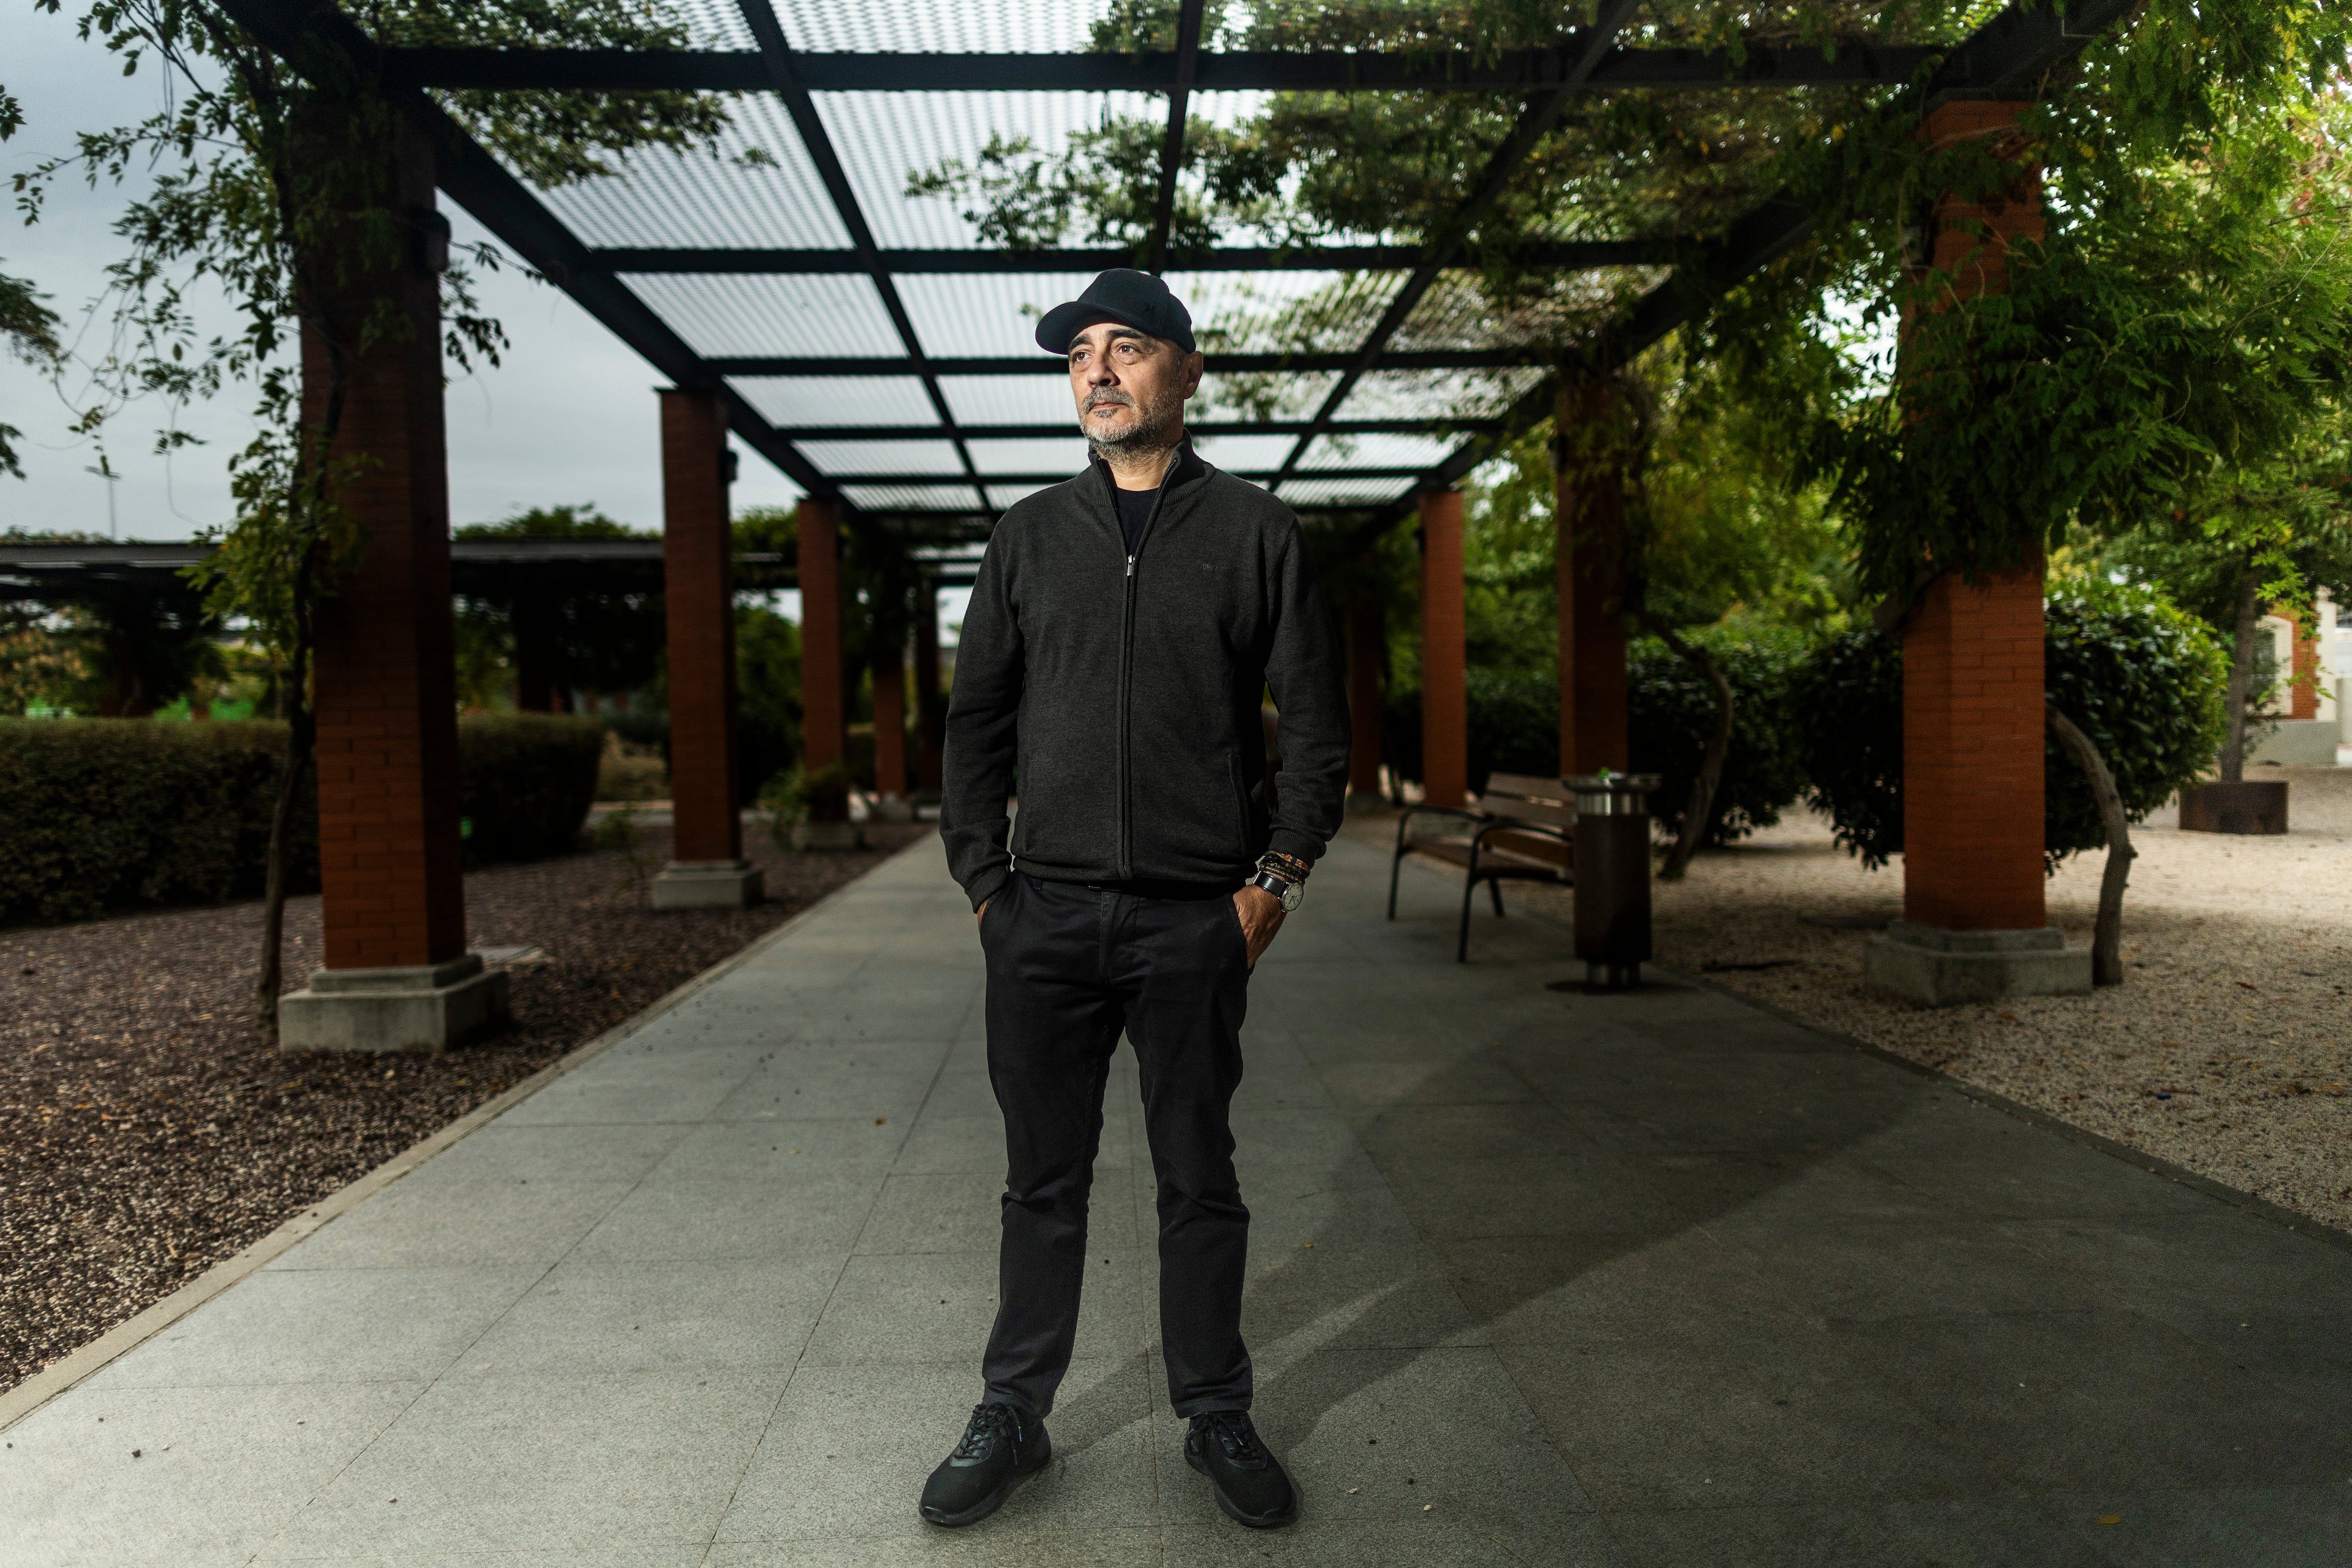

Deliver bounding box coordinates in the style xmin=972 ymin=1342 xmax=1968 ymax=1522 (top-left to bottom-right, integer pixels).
xmin=1246 ymin=867 xmax=1305 ymax=912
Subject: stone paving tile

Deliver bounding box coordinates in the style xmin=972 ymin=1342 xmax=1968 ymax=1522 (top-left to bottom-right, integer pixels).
xmin=447 ymin=1254 xmax=842 ymax=1377
xmin=15 ymin=833 xmax=2352 ymax=1567
xmin=0 ymin=1380 xmax=425 ymax=1568
xmin=84 ymin=1265 xmax=543 ymax=1390
xmin=1598 ymin=1495 xmax=2113 ymax=1568
xmin=254 ymin=1368 xmax=786 ymax=1559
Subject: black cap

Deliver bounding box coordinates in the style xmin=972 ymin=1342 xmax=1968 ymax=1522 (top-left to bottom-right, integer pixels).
xmin=1035 ymin=269 xmax=1196 ymax=355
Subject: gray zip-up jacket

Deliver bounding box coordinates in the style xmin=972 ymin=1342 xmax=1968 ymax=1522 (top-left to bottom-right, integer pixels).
xmin=939 ymin=443 xmax=1351 ymax=911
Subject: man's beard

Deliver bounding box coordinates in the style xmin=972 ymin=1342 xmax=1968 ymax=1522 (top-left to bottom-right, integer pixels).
xmin=1082 ymin=381 xmax=1185 ymax=461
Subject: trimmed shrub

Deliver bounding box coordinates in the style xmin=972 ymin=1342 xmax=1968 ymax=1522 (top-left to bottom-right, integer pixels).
xmin=457 ymin=714 xmax=605 ymax=862
xmin=1795 ymin=581 xmax=2228 ymax=869
xmin=0 ymin=714 xmax=604 ymax=925
xmin=0 ymin=719 xmax=315 ymax=924
xmin=1628 ymin=627 xmax=1812 ymax=845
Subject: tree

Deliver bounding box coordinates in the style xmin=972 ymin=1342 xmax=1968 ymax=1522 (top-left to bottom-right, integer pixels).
xmin=17 ymin=3 xmax=724 ymax=1041
xmin=1 ymin=79 xmax=64 ymax=478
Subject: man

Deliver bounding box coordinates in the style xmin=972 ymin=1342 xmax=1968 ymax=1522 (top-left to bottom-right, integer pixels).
xmin=924 ymin=270 xmax=1351 ymax=1531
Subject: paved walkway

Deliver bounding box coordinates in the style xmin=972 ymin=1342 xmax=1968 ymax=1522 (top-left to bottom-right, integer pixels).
xmin=7 ymin=834 xmax=2350 ymax=1566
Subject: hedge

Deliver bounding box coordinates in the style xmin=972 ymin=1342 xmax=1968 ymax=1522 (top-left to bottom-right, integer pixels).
xmin=1628 ymin=627 xmax=1812 ymax=845
xmin=1 ymin=714 xmax=603 ymax=924
xmin=1794 ymin=580 xmax=2227 ymax=868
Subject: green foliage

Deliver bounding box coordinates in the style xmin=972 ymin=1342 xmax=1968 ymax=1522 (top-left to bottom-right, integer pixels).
xmin=457 ymin=503 xmax=645 ymax=541
xmin=454 ymin=714 xmax=604 ymax=862
xmin=2041 ymin=579 xmax=2230 ymax=856
xmin=0 ymin=713 xmax=604 ymax=923
xmin=1786 ymin=623 xmax=1904 ymax=868
xmin=1794 ymin=581 xmax=2229 ymax=871
xmin=736 ymin=601 xmax=801 ymax=802
xmin=0 ymin=718 xmax=314 ymax=923
xmin=1628 ymin=625 xmax=1811 ymax=845
xmin=761 ymin=760 xmax=851 ymax=837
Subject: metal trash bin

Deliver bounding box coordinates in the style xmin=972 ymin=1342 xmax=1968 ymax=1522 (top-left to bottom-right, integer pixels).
xmin=1566 ymin=772 xmax=1660 ymax=989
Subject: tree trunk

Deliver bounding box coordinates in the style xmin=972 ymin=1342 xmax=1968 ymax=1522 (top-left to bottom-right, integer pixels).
xmin=2047 ymin=705 xmax=2132 ymax=986
xmin=2217 ymin=558 xmax=2262 ymax=785
xmin=254 ymin=549 xmax=317 ymax=1047
xmin=1642 ymin=615 xmax=1733 ymax=882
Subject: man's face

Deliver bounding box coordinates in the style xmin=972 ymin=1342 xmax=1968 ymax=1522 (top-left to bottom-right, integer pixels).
xmin=1068 ymin=322 xmax=1204 ymax=451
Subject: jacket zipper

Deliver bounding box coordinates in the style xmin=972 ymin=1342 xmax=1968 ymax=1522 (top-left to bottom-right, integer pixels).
xmin=1111 ymin=455 xmax=1179 ymax=882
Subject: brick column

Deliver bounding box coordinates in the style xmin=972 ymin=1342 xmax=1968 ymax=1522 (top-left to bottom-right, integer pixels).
xmin=1347 ymin=594 xmax=1385 ymax=807
xmin=1419 ymin=489 xmax=1468 ymax=810
xmin=1900 ymin=564 xmax=2048 ymax=931
xmin=1556 ymin=380 xmax=1629 ymax=775
xmin=797 ymin=498 xmax=846 ymax=777
xmin=912 ymin=579 xmax=943 ymax=796
xmin=649 ymin=389 xmax=759 ymax=909
xmin=873 ymin=651 xmax=908 ymax=802
xmin=1867 ymin=100 xmax=2085 ymax=1003
xmin=278 ymin=111 xmax=504 ymax=1054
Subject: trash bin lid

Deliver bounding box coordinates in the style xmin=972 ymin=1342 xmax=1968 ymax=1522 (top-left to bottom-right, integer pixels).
xmin=1564 ymin=772 xmax=1662 ymax=814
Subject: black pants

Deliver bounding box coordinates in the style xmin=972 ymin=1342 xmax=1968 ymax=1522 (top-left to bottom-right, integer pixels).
xmin=978 ymin=871 xmax=1254 ymax=1420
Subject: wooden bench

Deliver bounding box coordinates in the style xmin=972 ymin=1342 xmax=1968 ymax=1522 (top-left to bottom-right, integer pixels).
xmin=1387 ymin=772 xmax=1574 ymax=961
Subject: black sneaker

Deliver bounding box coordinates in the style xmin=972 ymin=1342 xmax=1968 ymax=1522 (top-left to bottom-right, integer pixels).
xmin=919 ymin=1401 xmax=1050 ymax=1527
xmin=1185 ymin=1410 xmax=1297 ymax=1528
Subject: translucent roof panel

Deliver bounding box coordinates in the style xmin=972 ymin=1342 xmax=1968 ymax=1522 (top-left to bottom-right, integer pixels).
xmin=898 ymin=273 xmax=1100 ymax=358
xmin=1193 ymin=370 xmax=1342 ymax=422
xmin=670 ymin=0 xmax=758 ymax=49
xmin=1295 ymin=432 xmax=1463 ymax=472
xmin=843 ymin=483 xmax=986 ymax=511
xmin=1277 ymin=477 xmax=1420 ymax=507
xmin=534 ymin=96 xmax=849 ymax=249
xmin=1335 ymin=366 xmax=1548 ymax=422
xmin=777 ymin=0 xmax=1115 ymax=53
xmin=1193 ymin=434 xmax=1299 ymax=472
xmin=1393 ymin=270 xmax=1666 ymax=355
xmin=625 ymin=274 xmax=901 ymax=358
xmin=968 ymin=437 xmax=1089 ymax=476
xmin=1166 ymin=271 xmax=1406 ymax=355
xmin=1180 ymin=93 xmax=1396 ymax=251
xmin=987 ymin=482 xmax=1057 ymax=510
xmin=941 ymin=374 xmax=1080 ymax=426
xmin=729 ymin=375 xmax=937 ymax=427
xmin=814 ymin=92 xmax=1162 ymax=249
xmin=800 ymin=438 xmax=965 ymax=477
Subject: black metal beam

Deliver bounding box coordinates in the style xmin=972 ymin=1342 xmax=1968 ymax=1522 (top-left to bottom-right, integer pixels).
xmin=1271 ymin=0 xmax=1641 ymax=484
xmin=378 ymin=42 xmax=1939 ymax=94
xmin=594 ymin=240 xmax=1670 ymax=274
xmin=1145 ymin=0 xmax=1208 ymax=275
xmin=781 ymin=418 xmax=1498 ymax=440
xmin=711 ymin=349 xmax=1549 ymax=376
xmin=829 ymin=467 xmax=1432 ymax=486
xmin=732 ymin=0 xmax=984 ymax=495
xmin=214 ymin=0 xmax=841 ymax=500
xmin=1367 ymin=0 xmax=2143 ymax=531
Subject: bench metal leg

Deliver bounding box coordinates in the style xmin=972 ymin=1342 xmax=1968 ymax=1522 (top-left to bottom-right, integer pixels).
xmin=1387 ymin=817 xmax=1409 ymax=919
xmin=1489 ymin=879 xmax=1505 ymax=917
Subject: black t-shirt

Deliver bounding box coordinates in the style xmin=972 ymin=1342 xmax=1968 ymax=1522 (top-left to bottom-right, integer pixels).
xmin=1112 ymin=484 xmax=1156 ymax=556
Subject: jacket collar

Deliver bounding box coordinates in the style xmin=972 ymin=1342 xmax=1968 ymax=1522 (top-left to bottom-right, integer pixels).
xmin=1088 ymin=436 xmax=1205 ymax=500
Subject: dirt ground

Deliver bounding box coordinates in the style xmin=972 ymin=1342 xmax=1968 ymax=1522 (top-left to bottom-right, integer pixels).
xmin=0 ymin=820 xmax=927 ymax=1392
xmin=1510 ymin=766 xmax=2352 ymax=1233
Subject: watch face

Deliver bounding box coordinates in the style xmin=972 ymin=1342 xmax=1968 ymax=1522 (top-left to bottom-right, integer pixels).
xmin=1279 ymin=879 xmax=1305 ymax=912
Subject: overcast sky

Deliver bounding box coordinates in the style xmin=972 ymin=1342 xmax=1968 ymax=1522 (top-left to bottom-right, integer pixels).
xmin=0 ymin=7 xmax=810 ymax=542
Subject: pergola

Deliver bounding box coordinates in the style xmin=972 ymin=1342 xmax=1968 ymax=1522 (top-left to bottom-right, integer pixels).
xmin=214 ymin=0 xmax=2128 ymax=1049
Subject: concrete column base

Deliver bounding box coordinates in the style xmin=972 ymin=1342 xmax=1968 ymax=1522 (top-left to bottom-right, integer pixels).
xmin=650 ymin=859 xmax=765 ymax=909
xmin=277 ymin=954 xmax=509 ymax=1056
xmin=1864 ymin=920 xmax=2090 ymax=1006
xmin=792 ymin=820 xmax=865 ymax=851
xmin=869 ymin=795 xmax=914 ymax=823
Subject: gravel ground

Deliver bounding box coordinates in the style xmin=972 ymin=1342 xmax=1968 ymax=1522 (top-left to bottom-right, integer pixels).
xmin=1508 ymin=766 xmax=2352 ymax=1233
xmin=0 ymin=820 xmax=927 ymax=1393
